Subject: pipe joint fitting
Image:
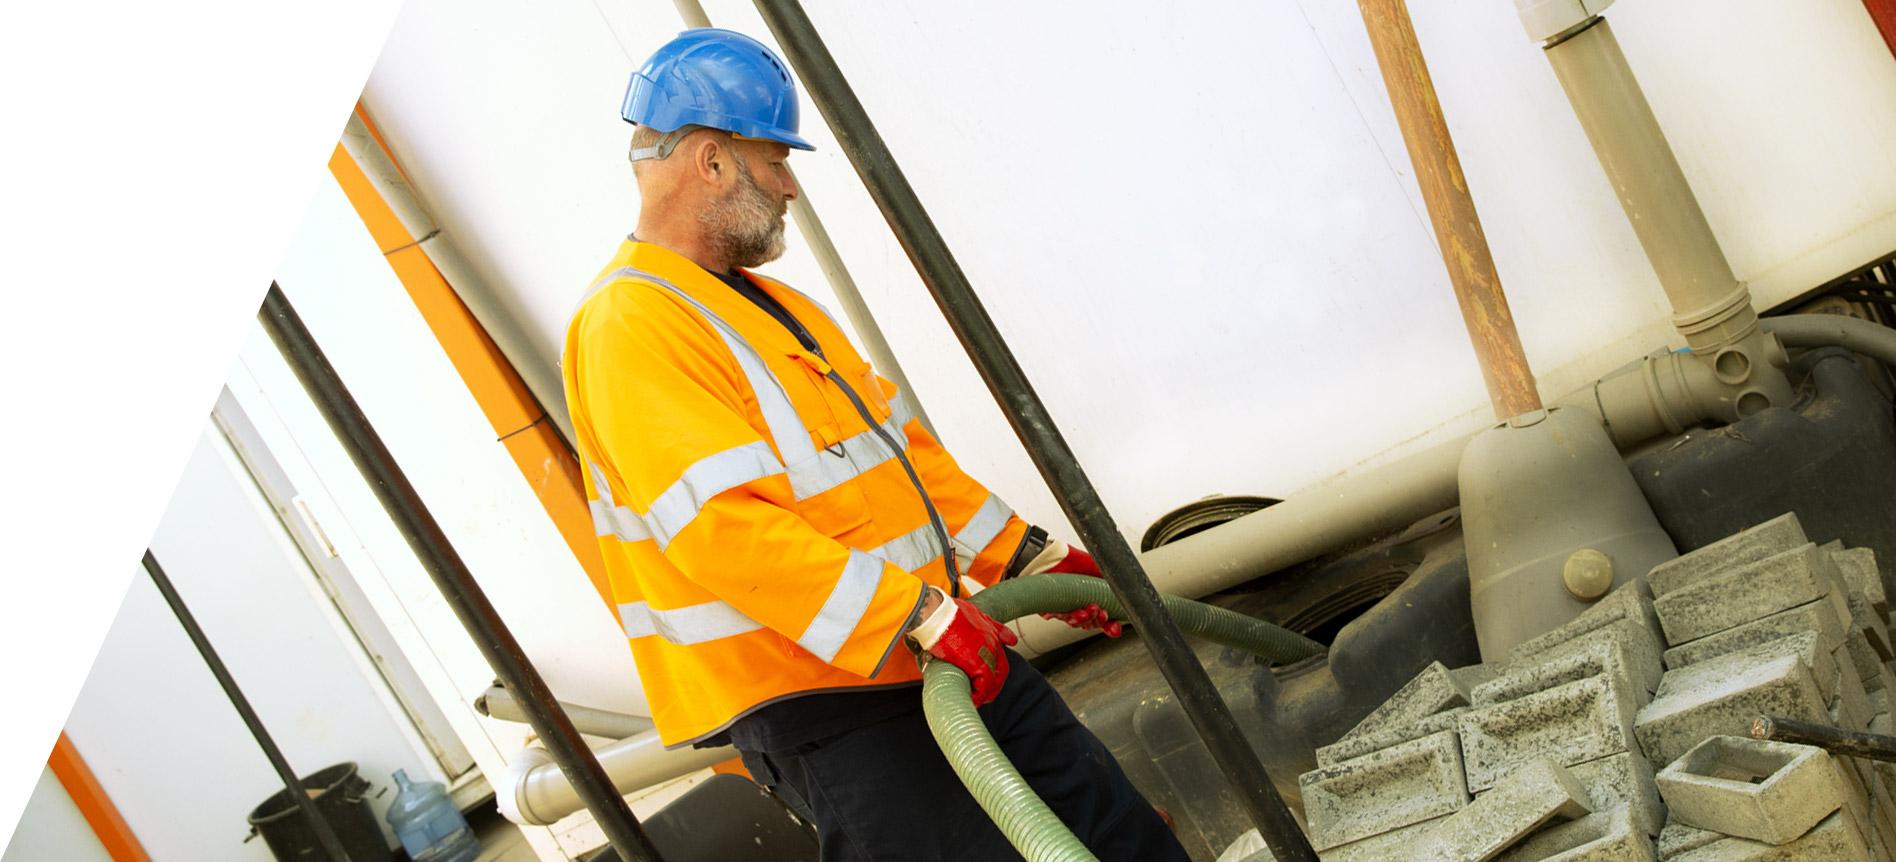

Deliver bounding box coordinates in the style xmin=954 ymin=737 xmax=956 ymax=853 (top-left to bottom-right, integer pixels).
xmin=1672 ymin=283 xmax=1760 ymax=352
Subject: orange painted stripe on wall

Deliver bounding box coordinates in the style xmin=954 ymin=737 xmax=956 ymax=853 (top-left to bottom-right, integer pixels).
xmin=326 ymin=130 xmax=613 ymax=611
xmin=47 ymin=733 xmax=151 ymax=862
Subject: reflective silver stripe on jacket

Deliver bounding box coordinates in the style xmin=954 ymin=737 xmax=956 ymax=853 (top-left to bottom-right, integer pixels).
xmin=646 ymin=441 xmax=785 ymax=551
xmin=588 ymin=461 xmax=653 ymax=543
xmin=888 ymin=391 xmax=919 ymax=431
xmin=619 ymin=600 xmax=763 ymax=645
xmin=591 ymin=267 xmax=909 ymax=503
xmin=952 ymin=494 xmax=1014 ymax=559
xmin=870 ymin=523 xmax=939 ymax=572
xmin=797 ymin=550 xmax=888 ymax=663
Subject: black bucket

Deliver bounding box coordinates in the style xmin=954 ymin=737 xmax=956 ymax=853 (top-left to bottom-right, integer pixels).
xmin=246 ymin=762 xmax=390 ymax=861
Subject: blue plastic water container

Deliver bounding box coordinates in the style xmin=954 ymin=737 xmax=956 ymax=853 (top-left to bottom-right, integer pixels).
xmin=386 ymin=769 xmax=481 ymax=862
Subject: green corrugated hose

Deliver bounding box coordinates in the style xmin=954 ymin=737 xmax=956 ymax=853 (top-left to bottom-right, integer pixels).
xmin=920 ymin=573 xmax=1325 ymax=862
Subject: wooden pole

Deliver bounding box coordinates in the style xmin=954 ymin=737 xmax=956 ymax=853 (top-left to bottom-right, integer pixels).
xmin=1358 ymin=0 xmax=1543 ymax=420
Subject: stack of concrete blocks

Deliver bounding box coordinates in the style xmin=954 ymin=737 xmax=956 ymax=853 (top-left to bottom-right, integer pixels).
xmin=1298 ymin=581 xmax=1663 ymax=859
xmin=1639 ymin=512 xmax=1893 ymax=859
xmin=1292 ymin=512 xmax=1896 ymax=860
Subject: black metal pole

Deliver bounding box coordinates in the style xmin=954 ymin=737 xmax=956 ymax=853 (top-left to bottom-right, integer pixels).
xmin=143 ymin=550 xmax=352 ymax=862
xmin=257 ymin=285 xmax=665 ymax=862
xmin=1754 ymin=715 xmax=1896 ymax=763
xmin=747 ymin=5 xmax=1318 ymax=859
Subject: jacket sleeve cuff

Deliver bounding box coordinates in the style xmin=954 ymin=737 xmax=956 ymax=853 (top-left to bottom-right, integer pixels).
xmin=999 ymin=524 xmax=1049 ymax=582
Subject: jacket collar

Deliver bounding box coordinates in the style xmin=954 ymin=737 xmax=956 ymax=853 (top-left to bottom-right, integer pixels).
xmin=621 ymin=240 xmax=812 ymax=360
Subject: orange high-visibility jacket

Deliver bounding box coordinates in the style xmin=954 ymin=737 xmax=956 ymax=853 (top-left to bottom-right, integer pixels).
xmin=563 ymin=240 xmax=1031 ymax=747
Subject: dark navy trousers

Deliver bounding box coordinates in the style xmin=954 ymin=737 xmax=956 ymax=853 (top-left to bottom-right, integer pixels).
xmin=736 ymin=650 xmax=1190 ymax=862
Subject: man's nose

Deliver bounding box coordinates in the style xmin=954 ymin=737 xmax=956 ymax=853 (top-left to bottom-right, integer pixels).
xmin=780 ymin=169 xmax=799 ymax=202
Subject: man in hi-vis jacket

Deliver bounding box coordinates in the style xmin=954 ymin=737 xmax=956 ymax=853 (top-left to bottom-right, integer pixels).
xmin=562 ymin=28 xmax=1188 ymax=862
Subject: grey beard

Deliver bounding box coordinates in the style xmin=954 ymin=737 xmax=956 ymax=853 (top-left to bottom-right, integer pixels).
xmin=701 ymin=155 xmax=787 ymax=269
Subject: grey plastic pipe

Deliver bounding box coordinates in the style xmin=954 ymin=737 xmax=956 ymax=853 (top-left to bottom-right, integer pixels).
xmin=1010 ymin=436 xmax=1467 ymax=658
xmin=923 ymin=574 xmax=1323 ymax=862
xmin=478 ymin=685 xmax=654 ymax=740
xmin=1761 ymin=314 xmax=1896 ymax=368
xmin=500 ymin=729 xmax=733 ymax=826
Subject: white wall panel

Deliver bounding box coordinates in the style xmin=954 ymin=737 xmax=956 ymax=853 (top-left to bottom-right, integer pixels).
xmin=357 ymin=0 xmax=1896 ymax=563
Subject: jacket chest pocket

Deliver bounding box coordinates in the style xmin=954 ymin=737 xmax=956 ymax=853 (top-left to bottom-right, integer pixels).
xmin=774 ymin=356 xmax=878 ymax=537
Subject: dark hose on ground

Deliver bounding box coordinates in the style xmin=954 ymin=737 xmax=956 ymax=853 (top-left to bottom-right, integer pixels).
xmin=921 ymin=574 xmax=1325 ymax=862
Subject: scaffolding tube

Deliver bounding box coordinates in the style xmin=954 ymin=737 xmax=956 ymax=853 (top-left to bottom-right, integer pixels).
xmin=256 ymin=285 xmax=665 ymax=862
xmin=745 ymin=3 xmax=1317 ymax=859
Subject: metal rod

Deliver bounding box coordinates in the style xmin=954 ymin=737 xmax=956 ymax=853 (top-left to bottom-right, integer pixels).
xmin=1357 ymin=0 xmax=1543 ymax=421
xmin=746 ymin=4 xmax=1317 ymax=859
xmin=143 ymin=550 xmax=352 ymax=862
xmin=1753 ymin=715 xmax=1896 ymax=764
xmin=256 ymin=285 xmax=665 ymax=862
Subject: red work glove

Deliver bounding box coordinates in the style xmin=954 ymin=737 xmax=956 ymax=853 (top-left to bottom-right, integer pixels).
xmin=1031 ymin=543 xmax=1124 ymax=638
xmin=910 ymin=588 xmax=1019 ymax=706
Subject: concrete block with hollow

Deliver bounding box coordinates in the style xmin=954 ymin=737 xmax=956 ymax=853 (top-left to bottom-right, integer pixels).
xmin=1652 ymin=543 xmax=1839 ymax=646
xmin=1411 ymin=758 xmax=1590 ymax=861
xmin=1313 ymin=813 xmax=1444 ymax=862
xmin=1316 ymin=707 xmax=1465 ymax=768
xmin=1509 ymin=583 xmax=1663 ymax=677
xmin=1830 ymin=545 xmax=1887 ymax=617
xmin=1646 ymin=512 xmax=1807 ymax=598
xmin=1496 ymin=804 xmax=1654 ymax=861
xmin=1567 ymin=751 xmax=1666 ymax=838
xmin=1661 ymin=598 xmax=1846 ymax=672
xmin=1460 ymin=672 xmax=1640 ymax=793
xmin=1668 ymin=810 xmax=1870 ymax=861
xmin=1657 ymin=819 xmax=1721 ymax=859
xmin=1475 ymin=638 xmax=1652 ymax=711
xmin=1299 ymin=729 xmax=1468 ymax=851
xmin=1336 ymin=661 xmax=1470 ymax=746
xmin=1653 ymin=735 xmax=1843 ymax=845
xmin=1634 ymin=643 xmax=1830 ymax=767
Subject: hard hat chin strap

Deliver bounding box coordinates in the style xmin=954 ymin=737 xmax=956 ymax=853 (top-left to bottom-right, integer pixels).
xmin=629 ymin=125 xmax=702 ymax=162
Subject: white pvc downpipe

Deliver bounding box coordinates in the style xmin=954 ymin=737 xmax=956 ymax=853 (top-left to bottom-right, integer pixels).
xmin=498 ymin=731 xmax=733 ymax=826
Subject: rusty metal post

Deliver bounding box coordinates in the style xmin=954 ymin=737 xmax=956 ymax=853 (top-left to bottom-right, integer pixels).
xmin=1358 ymin=0 xmax=1543 ymax=421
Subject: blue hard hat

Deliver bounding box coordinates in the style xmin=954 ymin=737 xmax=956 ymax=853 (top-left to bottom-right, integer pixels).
xmin=621 ymin=28 xmax=814 ymax=152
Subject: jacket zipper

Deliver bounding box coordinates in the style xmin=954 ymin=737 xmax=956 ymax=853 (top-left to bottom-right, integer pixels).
xmin=780 ymin=315 xmax=962 ymax=596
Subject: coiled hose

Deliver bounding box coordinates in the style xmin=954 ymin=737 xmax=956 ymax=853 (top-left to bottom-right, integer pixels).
xmin=921 ymin=573 xmax=1325 ymax=862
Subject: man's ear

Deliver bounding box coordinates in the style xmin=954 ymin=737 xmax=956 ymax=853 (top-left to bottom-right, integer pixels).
xmin=690 ymin=134 xmax=727 ymax=185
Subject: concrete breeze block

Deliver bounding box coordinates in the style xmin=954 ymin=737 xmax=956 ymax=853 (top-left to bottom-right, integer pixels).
xmin=1661 ymin=598 xmax=1847 ymax=671
xmin=1831 ymin=546 xmax=1887 ymax=617
xmin=1337 ymin=661 xmax=1469 ymax=746
xmin=1317 ymin=707 xmax=1466 ymax=768
xmin=1299 ymin=729 xmax=1468 ymax=851
xmin=1509 ymin=585 xmax=1667 ymax=695
xmin=1652 ymin=543 xmax=1836 ymax=645
xmin=1475 ymin=638 xmax=1652 ymax=710
xmin=1634 ymin=651 xmax=1828 ymax=768
xmin=1318 ymin=813 xmax=1444 ymax=862
xmin=1568 ymin=751 xmax=1666 ymax=838
xmin=1658 ymin=820 xmax=1722 ymax=859
xmin=1460 ymin=673 xmax=1639 ymax=792
xmin=1830 ymin=656 xmax=1874 ymax=732
xmin=1646 ymin=512 xmax=1807 ymax=598
xmin=1497 ymin=804 xmax=1654 ymax=862
xmin=1412 ymin=758 xmax=1590 ymax=862
xmin=1654 ymin=736 xmax=1845 ymax=845
xmin=1669 ymin=810 xmax=1871 ymax=861
xmin=1844 ymin=629 xmax=1886 ymax=698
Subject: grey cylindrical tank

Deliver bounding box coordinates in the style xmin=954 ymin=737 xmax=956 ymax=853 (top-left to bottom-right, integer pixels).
xmin=1460 ymin=407 xmax=1677 ymax=658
